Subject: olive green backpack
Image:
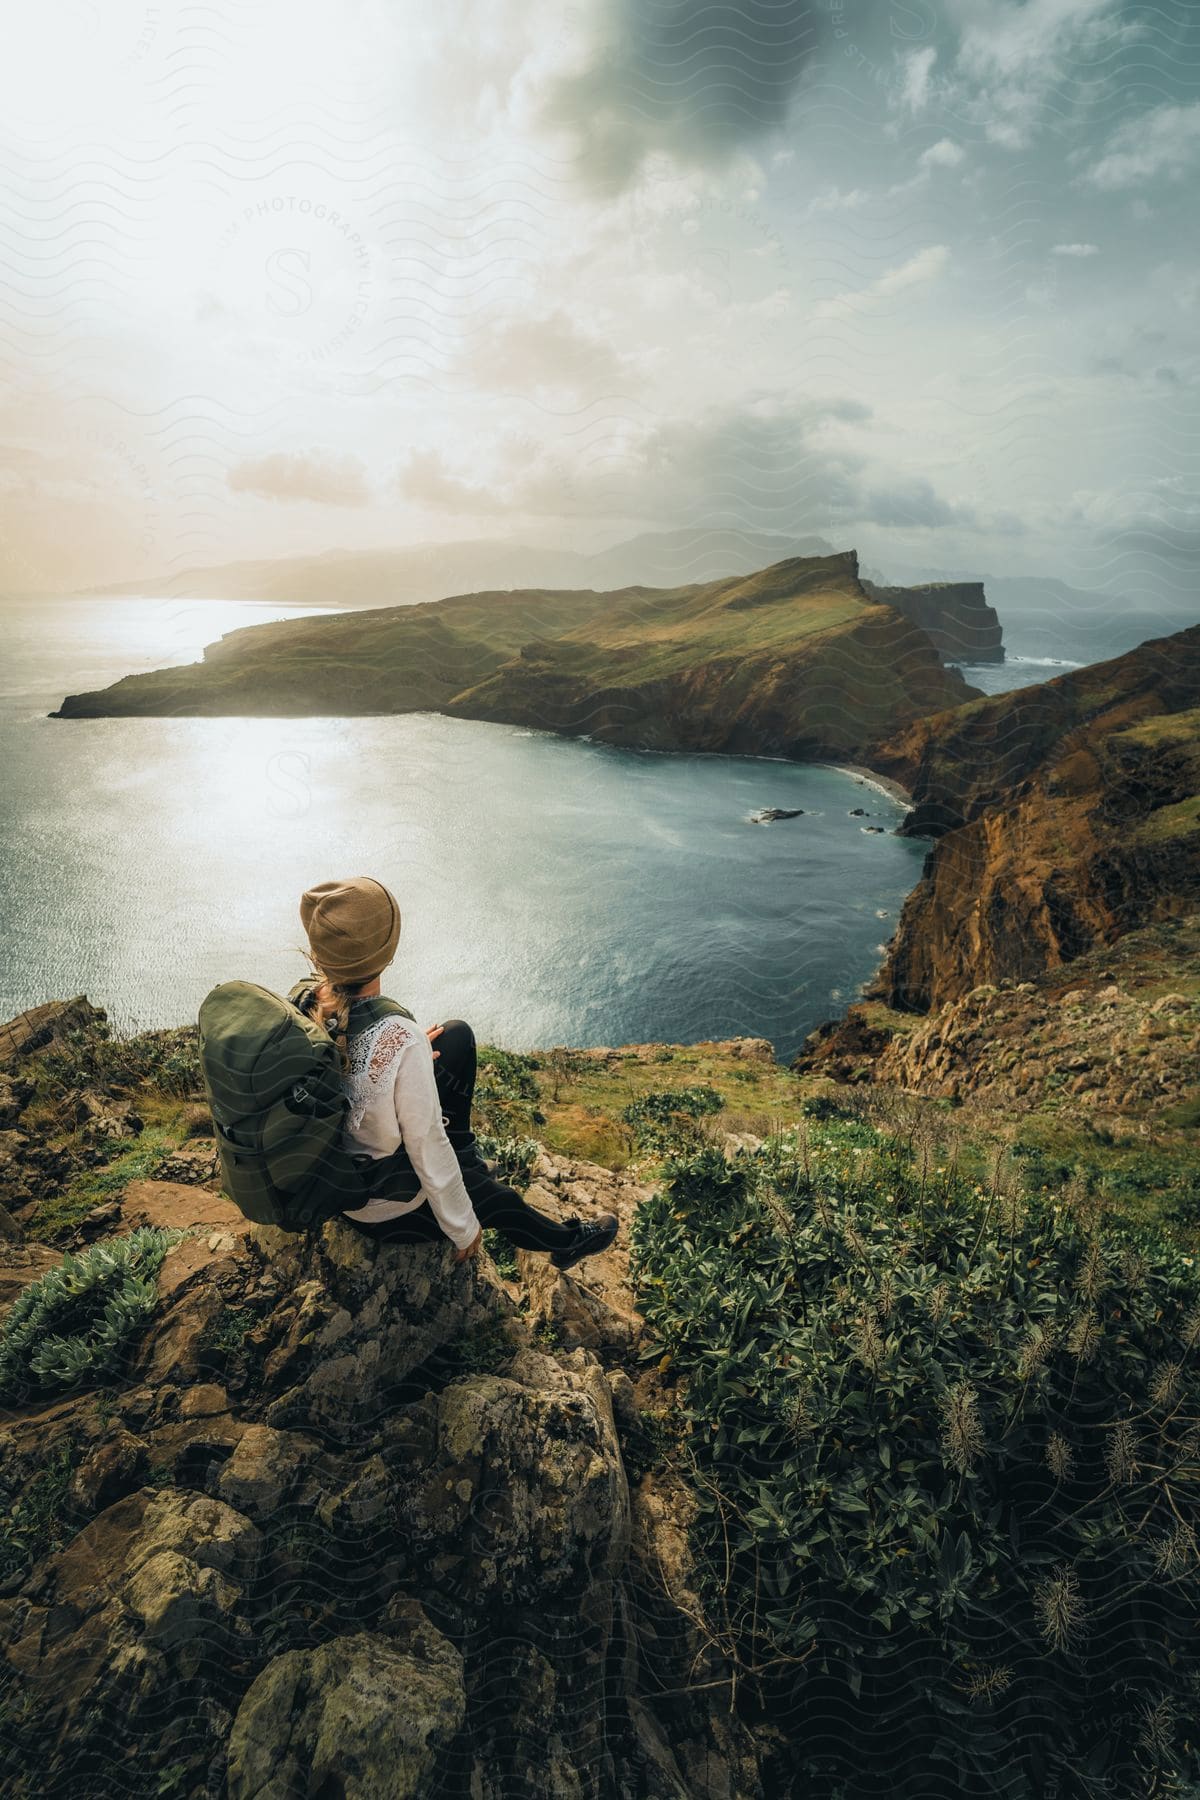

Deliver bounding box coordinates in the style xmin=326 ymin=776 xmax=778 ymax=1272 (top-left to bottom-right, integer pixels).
xmin=197 ymin=979 xmax=414 ymax=1230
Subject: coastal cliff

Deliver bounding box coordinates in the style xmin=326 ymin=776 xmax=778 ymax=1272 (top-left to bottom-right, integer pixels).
xmin=52 ymin=552 xmax=979 ymax=764
xmin=863 ymin=623 xmax=1200 ymax=1013
xmin=861 ymin=579 xmax=1004 ymax=664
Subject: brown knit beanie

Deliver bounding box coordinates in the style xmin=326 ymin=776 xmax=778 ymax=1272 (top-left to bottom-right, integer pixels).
xmin=300 ymin=877 xmax=401 ymax=985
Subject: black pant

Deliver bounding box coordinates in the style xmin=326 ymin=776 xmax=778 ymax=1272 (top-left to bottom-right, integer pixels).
xmin=344 ymin=1017 xmax=576 ymax=1252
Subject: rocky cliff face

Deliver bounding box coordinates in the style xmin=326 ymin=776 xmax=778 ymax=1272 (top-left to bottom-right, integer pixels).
xmin=862 ymin=580 xmax=1004 ymax=664
xmin=796 ymin=911 xmax=1200 ymax=1130
xmin=449 ymin=598 xmax=978 ymax=761
xmin=863 ymin=624 xmax=1200 ymax=1012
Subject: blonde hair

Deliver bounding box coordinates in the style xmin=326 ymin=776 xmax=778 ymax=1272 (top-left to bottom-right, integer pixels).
xmin=305 ymin=961 xmax=368 ymax=1073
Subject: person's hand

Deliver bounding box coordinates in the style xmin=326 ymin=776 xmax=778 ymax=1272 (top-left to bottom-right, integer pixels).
xmin=427 ymin=1022 xmax=444 ymax=1060
xmin=454 ymin=1226 xmax=483 ymax=1264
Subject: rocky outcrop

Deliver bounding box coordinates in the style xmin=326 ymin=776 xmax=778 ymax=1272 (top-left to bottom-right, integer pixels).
xmin=447 ymin=554 xmax=978 ymax=761
xmin=0 ymin=998 xmax=105 ymax=1065
xmin=0 ymin=1153 xmax=764 ymax=1798
xmin=226 ymin=1614 xmax=466 ymax=1800
xmin=796 ymin=912 xmax=1200 ymax=1129
xmin=863 ymin=626 xmax=1200 ymax=1011
xmin=863 ymin=580 xmax=1004 ymax=664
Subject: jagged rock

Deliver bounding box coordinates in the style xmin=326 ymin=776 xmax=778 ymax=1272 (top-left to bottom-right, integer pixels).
xmin=251 ymin=1218 xmax=520 ymax=1440
xmin=0 ymin=1149 xmax=764 ymax=1797
xmin=0 ymin=997 xmax=104 ymax=1065
xmin=1153 ymin=992 xmax=1192 ymax=1014
xmin=514 ymin=1155 xmax=649 ymax=1355
xmin=75 ymin=1091 xmax=143 ymax=1141
xmin=868 ymin=626 xmax=1200 ymax=1010
xmin=227 ymin=1613 xmax=465 ymax=1800
xmin=121 ymin=1178 xmax=247 ymax=1236
xmin=518 ymin=1250 xmax=638 ymax=1353
xmin=0 ymin=1241 xmax=64 ymax=1310
xmin=0 ymin=1486 xmax=260 ymax=1766
xmin=67 ymin=1429 xmax=148 ymax=1513
xmin=216 ymin=1424 xmax=317 ymax=1520
xmin=409 ymin=1347 xmax=630 ymax=1600
xmin=0 ymin=1072 xmax=32 ymax=1130
xmin=154 ymin=1139 xmax=219 ymax=1185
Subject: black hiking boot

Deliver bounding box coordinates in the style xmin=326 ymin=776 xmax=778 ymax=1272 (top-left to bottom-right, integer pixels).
xmin=550 ymin=1212 xmax=619 ymax=1272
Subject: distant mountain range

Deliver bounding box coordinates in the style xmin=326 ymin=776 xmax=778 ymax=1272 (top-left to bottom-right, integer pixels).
xmin=77 ymin=528 xmax=841 ymax=612
xmin=75 ymin=526 xmax=1196 ymax=673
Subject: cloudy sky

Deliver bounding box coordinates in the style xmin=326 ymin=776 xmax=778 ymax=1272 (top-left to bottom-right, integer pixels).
xmin=1 ymin=0 xmax=1197 ymax=601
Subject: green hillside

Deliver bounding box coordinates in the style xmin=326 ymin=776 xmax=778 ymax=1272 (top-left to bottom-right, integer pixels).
xmin=54 ymin=551 xmax=979 ymax=764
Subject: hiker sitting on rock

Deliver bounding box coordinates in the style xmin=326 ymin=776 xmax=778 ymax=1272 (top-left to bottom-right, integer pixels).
xmin=298 ymin=877 xmax=617 ymax=1270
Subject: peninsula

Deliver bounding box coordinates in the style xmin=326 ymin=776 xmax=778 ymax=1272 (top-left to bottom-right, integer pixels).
xmin=52 ymin=551 xmax=986 ymax=767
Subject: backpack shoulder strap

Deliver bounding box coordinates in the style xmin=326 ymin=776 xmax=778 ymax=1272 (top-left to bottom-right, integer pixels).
xmin=347 ymin=994 xmax=417 ymax=1031
xmin=287 ymin=978 xmax=321 ymax=1017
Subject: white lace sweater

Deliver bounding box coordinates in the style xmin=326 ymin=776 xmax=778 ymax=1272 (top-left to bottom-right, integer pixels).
xmin=338 ymin=1014 xmax=482 ymax=1250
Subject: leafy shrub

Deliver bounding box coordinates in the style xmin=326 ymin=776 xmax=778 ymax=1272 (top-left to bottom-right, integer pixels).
xmin=0 ymin=1442 xmax=76 ymax=1581
xmin=802 ymin=1093 xmax=860 ymax=1123
xmin=631 ymin=1127 xmax=1200 ymax=1799
xmin=476 ymin=1132 xmax=540 ymax=1192
xmin=475 ymin=1046 xmax=541 ymax=1136
xmin=39 ymin=1024 xmax=200 ymax=1099
xmin=0 ymin=1228 xmax=182 ymax=1400
xmin=623 ymin=1085 xmax=724 ymax=1152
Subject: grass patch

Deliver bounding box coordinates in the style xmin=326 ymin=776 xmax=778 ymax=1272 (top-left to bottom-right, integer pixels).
xmin=28 ymin=1127 xmax=176 ymax=1238
xmin=198 ymin=1304 xmax=256 ymax=1361
xmin=0 ymin=1442 xmax=76 ymax=1581
xmin=483 ymin=1231 xmax=520 ymax=1281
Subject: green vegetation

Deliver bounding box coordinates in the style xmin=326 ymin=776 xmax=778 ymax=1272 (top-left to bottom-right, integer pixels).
xmin=0 ymin=1228 xmax=182 ymax=1400
xmin=632 ymin=1121 xmax=1200 ymax=1797
xmin=54 ymin=553 xmax=972 ymax=766
xmin=526 ymin=1040 xmax=804 ymax=1170
xmin=0 ymin=1443 xmax=77 ymax=1581
xmin=475 ymin=1131 xmax=541 ymax=1191
xmin=622 ymin=1084 xmax=725 ymax=1152
xmin=28 ymin=1127 xmax=176 ymax=1238
xmin=35 ymin=1022 xmax=200 ymax=1099
xmin=198 ymin=1304 xmax=256 ymax=1362
xmin=475 ymin=1046 xmax=543 ymax=1138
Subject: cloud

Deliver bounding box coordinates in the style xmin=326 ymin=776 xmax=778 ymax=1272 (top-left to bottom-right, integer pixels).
xmin=393 ymin=450 xmax=506 ymax=516
xmin=896 ymin=46 xmax=937 ymax=115
xmin=1083 ymin=101 xmax=1200 ymax=191
xmin=1052 ymin=242 xmax=1099 ymax=257
xmin=946 ymin=0 xmax=1134 ymax=150
xmin=402 ymin=393 xmax=983 ymax=543
xmin=227 ymin=451 xmax=370 ymax=507
xmin=815 ymin=245 xmax=951 ymax=319
xmin=1070 ymin=479 xmax=1200 ymax=573
xmin=457 ymin=309 xmax=628 ymax=397
xmin=860 ymin=476 xmax=976 ymax=530
xmin=803 ymin=185 xmax=872 ymax=219
xmin=538 ymin=0 xmax=828 ymax=193
xmin=918 ymin=138 xmax=965 ymax=171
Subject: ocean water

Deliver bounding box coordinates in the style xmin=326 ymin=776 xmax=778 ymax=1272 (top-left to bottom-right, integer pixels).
xmin=953 ymin=655 xmax=1085 ymax=697
xmin=0 ymin=597 xmax=939 ymax=1061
